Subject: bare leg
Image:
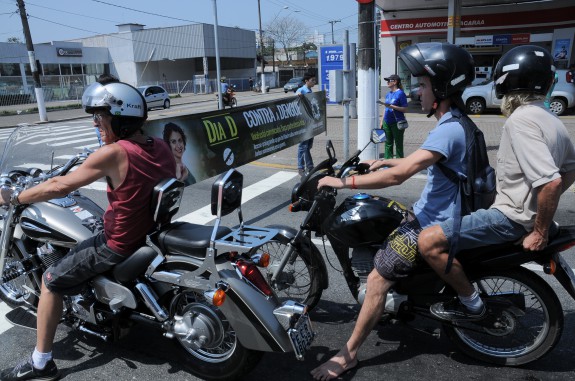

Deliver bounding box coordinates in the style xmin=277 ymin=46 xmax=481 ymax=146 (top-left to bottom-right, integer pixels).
xmin=418 ymin=225 xmax=475 ymax=296
xmin=36 ymin=279 xmax=63 ymax=353
xmin=310 ymin=270 xmax=394 ymax=380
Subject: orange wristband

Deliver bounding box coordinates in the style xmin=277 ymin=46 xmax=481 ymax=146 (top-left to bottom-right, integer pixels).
xmin=351 ymin=176 xmax=357 ymax=190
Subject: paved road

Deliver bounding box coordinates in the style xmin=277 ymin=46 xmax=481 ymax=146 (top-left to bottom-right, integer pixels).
xmin=1 ymin=96 xmax=575 ymax=380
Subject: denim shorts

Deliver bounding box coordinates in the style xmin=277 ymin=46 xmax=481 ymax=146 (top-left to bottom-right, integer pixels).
xmin=43 ymin=232 xmax=127 ymax=296
xmin=439 ymin=208 xmax=527 ymax=252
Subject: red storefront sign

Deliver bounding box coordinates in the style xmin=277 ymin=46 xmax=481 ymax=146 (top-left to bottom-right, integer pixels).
xmin=381 ymin=6 xmax=575 ymax=37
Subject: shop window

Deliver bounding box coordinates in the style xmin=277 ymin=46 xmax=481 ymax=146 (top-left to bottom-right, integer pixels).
xmin=43 ymin=64 xmax=60 ymax=75
xmin=72 ymin=64 xmax=83 ymax=75
xmin=60 ymin=64 xmax=72 ymax=75
xmin=0 ymin=63 xmax=21 ymax=76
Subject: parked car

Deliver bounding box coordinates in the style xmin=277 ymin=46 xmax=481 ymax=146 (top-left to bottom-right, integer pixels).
xmin=462 ymin=69 xmax=575 ymax=116
xmin=283 ymin=77 xmax=304 ymax=93
xmin=409 ymin=86 xmax=420 ymax=102
xmin=137 ymin=85 xmax=170 ymax=110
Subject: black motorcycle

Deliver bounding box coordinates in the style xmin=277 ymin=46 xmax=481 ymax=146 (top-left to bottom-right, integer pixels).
xmin=264 ymin=129 xmax=575 ymax=366
xmin=0 ymin=125 xmax=314 ymax=380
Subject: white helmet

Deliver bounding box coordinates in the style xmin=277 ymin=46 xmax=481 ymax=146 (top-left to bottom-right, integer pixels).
xmin=82 ymin=82 xmax=148 ymax=139
xmin=82 ymin=82 xmax=146 ymax=119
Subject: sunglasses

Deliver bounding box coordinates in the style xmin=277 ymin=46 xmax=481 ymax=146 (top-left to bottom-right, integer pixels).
xmin=92 ymin=113 xmax=108 ymax=122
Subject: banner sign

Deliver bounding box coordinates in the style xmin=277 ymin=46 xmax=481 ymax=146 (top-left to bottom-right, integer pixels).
xmin=142 ymin=92 xmax=327 ymax=185
xmin=380 ymin=6 xmax=575 ymax=37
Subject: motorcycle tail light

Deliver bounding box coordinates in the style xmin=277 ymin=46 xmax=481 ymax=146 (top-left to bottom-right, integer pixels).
xmin=236 ymin=259 xmax=273 ymax=296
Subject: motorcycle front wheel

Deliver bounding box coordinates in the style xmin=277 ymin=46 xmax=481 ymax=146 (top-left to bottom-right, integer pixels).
xmin=443 ymin=267 xmax=563 ymax=366
xmin=258 ymin=230 xmax=324 ymax=310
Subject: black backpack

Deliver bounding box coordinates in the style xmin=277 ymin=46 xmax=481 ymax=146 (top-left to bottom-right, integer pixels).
xmin=437 ymin=107 xmax=496 ymax=273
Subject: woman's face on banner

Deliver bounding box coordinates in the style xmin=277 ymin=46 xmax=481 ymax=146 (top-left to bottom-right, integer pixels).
xmin=168 ymin=131 xmax=185 ymax=160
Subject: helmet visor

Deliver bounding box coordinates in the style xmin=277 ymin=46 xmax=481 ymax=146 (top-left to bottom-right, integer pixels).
xmin=82 ymin=82 xmax=119 ymax=114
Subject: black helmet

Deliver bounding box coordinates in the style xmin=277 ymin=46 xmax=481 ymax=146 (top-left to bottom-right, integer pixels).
xmin=494 ymin=45 xmax=555 ymax=99
xmin=398 ymin=42 xmax=475 ymax=99
xmin=82 ymin=82 xmax=148 ymax=139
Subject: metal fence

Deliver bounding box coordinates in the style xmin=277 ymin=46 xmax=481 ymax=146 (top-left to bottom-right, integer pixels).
xmin=0 ymin=75 xmax=279 ymax=108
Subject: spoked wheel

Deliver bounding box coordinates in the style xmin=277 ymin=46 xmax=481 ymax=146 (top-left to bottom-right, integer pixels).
xmin=0 ymin=248 xmax=39 ymax=308
xmin=170 ymin=290 xmax=263 ymax=381
xmin=259 ymin=230 xmax=324 ymax=310
xmin=443 ymin=268 xmax=563 ymax=365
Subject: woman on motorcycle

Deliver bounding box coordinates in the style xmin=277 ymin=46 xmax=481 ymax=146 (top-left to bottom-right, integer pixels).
xmin=0 ymin=82 xmax=176 ymax=381
xmin=311 ymin=43 xmax=477 ymax=381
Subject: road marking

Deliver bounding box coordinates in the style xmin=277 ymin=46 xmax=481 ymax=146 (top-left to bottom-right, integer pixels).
xmin=176 ymin=170 xmax=298 ymax=225
xmin=0 ymin=303 xmax=12 ymax=334
xmin=49 ymin=137 xmax=98 ymax=147
xmin=28 ymin=131 xmax=97 ymax=145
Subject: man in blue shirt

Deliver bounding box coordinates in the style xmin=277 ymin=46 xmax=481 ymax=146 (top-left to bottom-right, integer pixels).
xmin=296 ymin=73 xmax=317 ymax=177
xmin=311 ymin=43 xmax=476 ymax=381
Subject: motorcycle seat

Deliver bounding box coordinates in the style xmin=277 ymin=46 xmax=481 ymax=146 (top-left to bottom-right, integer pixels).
xmin=113 ymin=246 xmax=157 ymax=283
xmin=156 ymin=221 xmax=232 ymax=258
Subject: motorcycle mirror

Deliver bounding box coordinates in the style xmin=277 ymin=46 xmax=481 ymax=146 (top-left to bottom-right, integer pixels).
xmin=326 ymin=140 xmax=336 ymax=161
xmin=371 ymin=129 xmax=387 ymax=144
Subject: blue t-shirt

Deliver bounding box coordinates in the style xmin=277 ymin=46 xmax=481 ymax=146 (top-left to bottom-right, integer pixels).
xmin=383 ymin=89 xmax=408 ymax=124
xmin=296 ymin=85 xmax=312 ymax=95
xmin=412 ymin=111 xmax=467 ymax=229
xmin=220 ymin=82 xmax=229 ymax=93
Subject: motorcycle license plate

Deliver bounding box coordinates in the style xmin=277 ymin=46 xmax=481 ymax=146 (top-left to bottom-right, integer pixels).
xmin=288 ymin=313 xmax=315 ymax=360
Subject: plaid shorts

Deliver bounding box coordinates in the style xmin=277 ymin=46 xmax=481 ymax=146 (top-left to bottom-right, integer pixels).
xmin=373 ymin=214 xmax=423 ymax=281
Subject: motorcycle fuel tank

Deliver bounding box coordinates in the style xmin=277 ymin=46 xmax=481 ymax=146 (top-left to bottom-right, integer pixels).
xmin=20 ymin=194 xmax=104 ymax=248
xmin=324 ymin=193 xmax=408 ymax=248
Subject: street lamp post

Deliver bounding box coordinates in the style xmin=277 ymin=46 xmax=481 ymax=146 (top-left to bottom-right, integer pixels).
xmin=257 ymin=0 xmax=265 ymax=93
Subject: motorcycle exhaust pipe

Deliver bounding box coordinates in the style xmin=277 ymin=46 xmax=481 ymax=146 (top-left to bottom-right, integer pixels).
xmin=135 ymin=283 xmax=169 ymax=322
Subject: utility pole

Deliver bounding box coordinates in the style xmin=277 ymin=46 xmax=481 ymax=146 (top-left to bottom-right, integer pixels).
xmin=16 ymin=0 xmax=47 ymax=121
xmin=357 ymin=0 xmax=376 ymax=160
xmin=257 ymin=0 xmax=266 ymax=93
xmin=328 ymin=20 xmax=341 ymax=44
xmin=212 ymin=0 xmax=223 ymax=110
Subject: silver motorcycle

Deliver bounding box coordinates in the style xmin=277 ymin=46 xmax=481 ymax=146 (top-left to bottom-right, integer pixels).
xmin=0 ymin=124 xmax=314 ymax=380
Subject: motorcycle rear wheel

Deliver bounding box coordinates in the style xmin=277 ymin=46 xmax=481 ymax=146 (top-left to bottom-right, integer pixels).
xmin=169 ymin=288 xmax=263 ymax=381
xmin=259 ymin=231 xmax=324 ymax=310
xmin=443 ymin=267 xmax=563 ymax=366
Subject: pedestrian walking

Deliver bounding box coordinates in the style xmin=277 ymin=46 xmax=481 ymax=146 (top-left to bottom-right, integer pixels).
xmin=296 ymin=72 xmax=317 ymax=177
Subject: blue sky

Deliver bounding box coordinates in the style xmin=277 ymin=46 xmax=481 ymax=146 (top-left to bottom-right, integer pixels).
xmin=0 ymin=0 xmax=360 ymax=45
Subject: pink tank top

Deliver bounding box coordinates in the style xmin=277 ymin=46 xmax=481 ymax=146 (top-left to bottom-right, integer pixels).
xmin=104 ymin=137 xmax=176 ymax=255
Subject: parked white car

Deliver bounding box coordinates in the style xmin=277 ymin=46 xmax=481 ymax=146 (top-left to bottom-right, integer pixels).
xmin=137 ymin=85 xmax=171 ymax=110
xmin=462 ymin=69 xmax=575 ymax=116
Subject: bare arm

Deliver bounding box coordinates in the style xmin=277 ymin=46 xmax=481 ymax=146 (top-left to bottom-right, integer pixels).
xmin=317 ymin=149 xmax=442 ymax=190
xmin=522 ymin=177 xmax=562 ymax=251
xmin=387 ymin=104 xmax=408 ymax=113
xmin=14 ymin=144 xmax=126 ymax=205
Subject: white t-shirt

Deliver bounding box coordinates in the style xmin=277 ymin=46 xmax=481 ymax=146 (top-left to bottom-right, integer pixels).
xmin=491 ymin=102 xmax=575 ymax=229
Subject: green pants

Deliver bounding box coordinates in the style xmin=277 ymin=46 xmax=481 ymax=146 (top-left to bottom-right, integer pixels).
xmin=382 ymin=121 xmax=405 ymax=159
